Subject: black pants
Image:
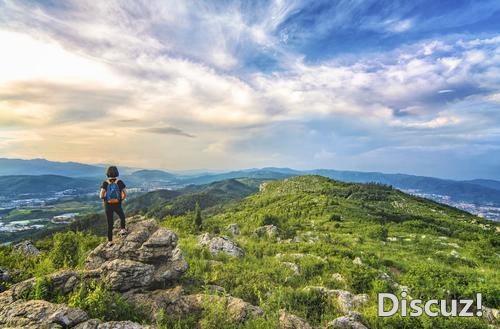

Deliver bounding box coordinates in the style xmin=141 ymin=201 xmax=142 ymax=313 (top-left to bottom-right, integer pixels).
xmin=104 ymin=203 xmax=126 ymax=241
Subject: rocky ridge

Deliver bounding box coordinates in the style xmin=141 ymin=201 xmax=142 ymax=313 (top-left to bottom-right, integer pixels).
xmin=0 ymin=215 xmax=386 ymax=328
xmin=0 ymin=216 xmax=270 ymax=328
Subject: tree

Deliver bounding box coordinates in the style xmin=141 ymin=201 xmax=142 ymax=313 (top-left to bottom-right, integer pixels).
xmin=194 ymin=201 xmax=202 ymax=232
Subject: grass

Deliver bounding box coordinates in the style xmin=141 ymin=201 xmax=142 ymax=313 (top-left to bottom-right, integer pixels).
xmin=4 ymin=175 xmax=499 ymax=328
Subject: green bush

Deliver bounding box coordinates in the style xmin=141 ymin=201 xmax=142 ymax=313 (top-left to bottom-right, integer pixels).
xmin=68 ymin=280 xmax=146 ymax=322
xmin=49 ymin=231 xmax=102 ymax=269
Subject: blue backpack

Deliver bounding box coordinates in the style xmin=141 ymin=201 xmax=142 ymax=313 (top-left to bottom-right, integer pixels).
xmin=106 ymin=179 xmax=121 ymax=204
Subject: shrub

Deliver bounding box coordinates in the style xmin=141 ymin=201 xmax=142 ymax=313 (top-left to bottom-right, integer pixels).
xmin=68 ymin=280 xmax=146 ymax=322
xmin=50 ymin=231 xmax=102 ymax=269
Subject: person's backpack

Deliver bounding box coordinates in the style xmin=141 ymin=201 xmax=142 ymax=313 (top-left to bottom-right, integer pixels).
xmin=106 ymin=179 xmax=121 ymax=204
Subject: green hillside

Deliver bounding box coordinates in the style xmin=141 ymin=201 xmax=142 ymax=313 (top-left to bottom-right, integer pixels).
xmin=1 ymin=175 xmax=498 ymax=328
xmin=164 ymin=175 xmax=499 ymax=328
xmin=125 ymin=178 xmax=259 ymax=218
xmin=0 ymin=175 xmax=98 ymax=196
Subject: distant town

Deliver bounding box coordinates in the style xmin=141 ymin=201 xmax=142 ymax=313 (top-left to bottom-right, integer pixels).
xmin=0 ymin=184 xmax=178 ymax=241
xmin=404 ymin=190 xmax=500 ymax=222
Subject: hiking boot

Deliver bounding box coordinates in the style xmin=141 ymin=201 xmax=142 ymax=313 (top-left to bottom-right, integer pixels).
xmin=119 ymin=228 xmax=127 ymax=237
xmin=106 ymin=241 xmax=114 ymax=247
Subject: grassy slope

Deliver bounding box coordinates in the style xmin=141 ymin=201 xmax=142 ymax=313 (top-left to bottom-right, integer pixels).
xmin=162 ymin=175 xmax=499 ymax=328
xmin=2 ymin=175 xmax=498 ymax=328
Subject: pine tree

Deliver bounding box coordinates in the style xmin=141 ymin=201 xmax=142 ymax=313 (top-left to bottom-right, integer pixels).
xmin=194 ymin=201 xmax=202 ymax=232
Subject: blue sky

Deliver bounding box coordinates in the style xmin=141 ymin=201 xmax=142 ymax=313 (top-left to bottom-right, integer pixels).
xmin=0 ymin=0 xmax=499 ymax=179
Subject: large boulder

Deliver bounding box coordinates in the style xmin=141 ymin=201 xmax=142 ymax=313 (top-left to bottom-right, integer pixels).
xmin=85 ymin=216 xmax=188 ymax=291
xmin=0 ymin=298 xmax=88 ymax=328
xmin=126 ymin=286 xmax=263 ymax=324
xmin=198 ymin=233 xmax=244 ymax=257
xmin=13 ymin=240 xmax=40 ymax=257
xmin=0 ymin=216 xmax=189 ymax=328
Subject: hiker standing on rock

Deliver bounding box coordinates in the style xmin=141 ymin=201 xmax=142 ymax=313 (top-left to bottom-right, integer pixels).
xmin=99 ymin=166 xmax=127 ymax=246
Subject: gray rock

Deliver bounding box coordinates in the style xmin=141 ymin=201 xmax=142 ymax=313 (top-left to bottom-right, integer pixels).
xmin=282 ymin=262 xmax=300 ymax=275
xmin=124 ymin=286 xmax=185 ymax=321
xmin=0 ymin=267 xmax=12 ymax=292
xmin=186 ymin=294 xmax=263 ymax=323
xmin=138 ymin=228 xmax=178 ymax=262
xmin=13 ymin=240 xmax=40 ymax=257
xmin=279 ymin=309 xmax=312 ymax=329
xmin=198 ymin=233 xmax=244 ymax=257
xmin=227 ymin=224 xmax=240 ymax=235
xmin=101 ymin=260 xmax=155 ymax=292
xmin=326 ymin=312 xmax=368 ymax=329
xmin=0 ymin=216 xmax=190 ymax=328
xmin=85 ymin=216 xmax=188 ymax=290
xmin=352 ymin=257 xmax=363 ymax=266
xmin=153 ymin=247 xmax=189 ymax=283
xmin=198 ymin=232 xmax=212 ymax=246
xmin=332 ymin=273 xmax=345 ymax=282
xmin=483 ymin=306 xmax=499 ymax=323
xmin=0 ymin=298 xmax=88 ymax=328
xmin=330 ymin=290 xmax=369 ymax=314
xmin=304 ymin=287 xmax=369 ymax=315
xmin=0 ymin=267 xmax=11 ymax=282
xmin=127 ymin=287 xmax=262 ymax=324
xmin=254 ymin=225 xmax=278 ymax=238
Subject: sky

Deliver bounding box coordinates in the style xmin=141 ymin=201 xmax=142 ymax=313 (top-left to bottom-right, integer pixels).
xmin=0 ymin=0 xmax=500 ymax=180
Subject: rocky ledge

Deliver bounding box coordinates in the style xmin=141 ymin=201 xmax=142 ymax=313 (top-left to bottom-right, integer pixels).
xmin=84 ymin=216 xmax=188 ymax=291
xmin=0 ymin=216 xmax=189 ymax=328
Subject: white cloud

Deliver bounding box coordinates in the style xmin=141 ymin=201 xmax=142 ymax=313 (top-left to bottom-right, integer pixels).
xmin=387 ymin=19 xmax=413 ymax=33
xmin=0 ymin=30 xmax=121 ymax=86
xmin=1 ymin=0 xmax=500 ymax=174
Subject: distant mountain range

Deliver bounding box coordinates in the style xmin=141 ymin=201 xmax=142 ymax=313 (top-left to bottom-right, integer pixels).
xmin=0 ymin=158 xmax=105 ymax=177
xmin=1 ymin=158 xmax=499 ymax=219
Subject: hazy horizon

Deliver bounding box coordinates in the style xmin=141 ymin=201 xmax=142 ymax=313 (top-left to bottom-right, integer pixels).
xmin=1 ymin=156 xmax=498 ymax=182
xmin=1 ymin=1 xmax=500 ymax=180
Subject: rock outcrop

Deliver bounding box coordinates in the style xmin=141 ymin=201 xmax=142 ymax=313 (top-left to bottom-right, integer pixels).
xmin=198 ymin=233 xmax=245 ymax=257
xmin=13 ymin=240 xmax=40 ymax=257
xmin=126 ymin=285 xmax=263 ymax=323
xmin=0 ymin=216 xmax=266 ymax=328
xmin=0 ymin=216 xmax=188 ymax=328
xmin=0 ymin=295 xmax=88 ymax=328
xmin=85 ymin=216 xmax=188 ymax=291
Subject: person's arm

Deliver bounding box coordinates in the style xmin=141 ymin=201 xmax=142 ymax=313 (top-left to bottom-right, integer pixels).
xmin=121 ymin=188 xmax=127 ymax=201
xmin=99 ymin=188 xmax=106 ymax=200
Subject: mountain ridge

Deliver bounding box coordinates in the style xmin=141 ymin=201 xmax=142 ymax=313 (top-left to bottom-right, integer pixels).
xmin=1 ymin=158 xmax=500 ymax=221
